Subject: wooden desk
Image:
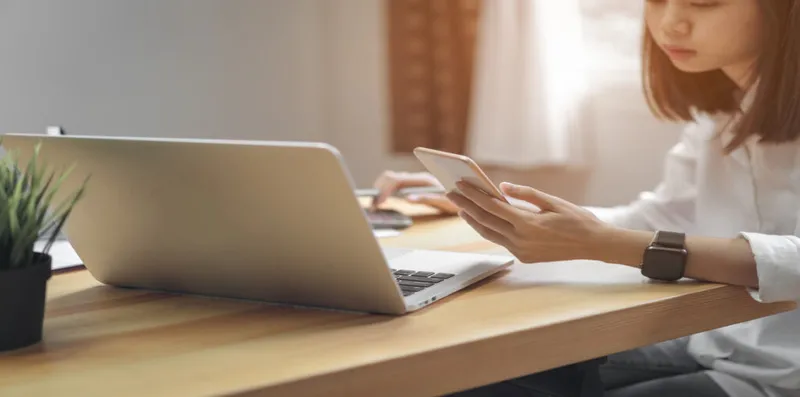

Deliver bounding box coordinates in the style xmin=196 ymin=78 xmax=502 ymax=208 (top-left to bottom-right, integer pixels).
xmin=0 ymin=202 xmax=795 ymax=397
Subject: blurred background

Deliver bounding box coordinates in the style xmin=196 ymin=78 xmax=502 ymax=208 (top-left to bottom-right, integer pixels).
xmin=0 ymin=0 xmax=682 ymax=207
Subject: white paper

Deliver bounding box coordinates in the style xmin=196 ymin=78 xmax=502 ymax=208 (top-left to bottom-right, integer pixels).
xmin=33 ymin=240 xmax=83 ymax=271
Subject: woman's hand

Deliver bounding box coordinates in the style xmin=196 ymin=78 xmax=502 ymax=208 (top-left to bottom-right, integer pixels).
xmin=372 ymin=171 xmax=459 ymax=214
xmin=446 ymin=181 xmax=611 ymax=263
xmin=447 ymin=181 xmax=762 ymax=290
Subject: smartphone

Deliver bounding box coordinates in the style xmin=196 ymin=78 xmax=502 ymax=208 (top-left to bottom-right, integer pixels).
xmin=413 ymin=147 xmax=508 ymax=203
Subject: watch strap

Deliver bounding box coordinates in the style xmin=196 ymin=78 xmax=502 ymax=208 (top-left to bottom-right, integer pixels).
xmin=652 ymin=230 xmax=685 ymax=248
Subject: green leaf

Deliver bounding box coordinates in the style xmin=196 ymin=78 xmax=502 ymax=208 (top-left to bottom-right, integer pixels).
xmin=33 ymin=170 xmax=55 ymax=210
xmin=7 ymin=172 xmax=22 ymax=236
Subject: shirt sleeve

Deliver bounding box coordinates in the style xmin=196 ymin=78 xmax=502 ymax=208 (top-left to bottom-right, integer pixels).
xmin=585 ymin=122 xmax=701 ymax=232
xmin=739 ymin=233 xmax=800 ymax=303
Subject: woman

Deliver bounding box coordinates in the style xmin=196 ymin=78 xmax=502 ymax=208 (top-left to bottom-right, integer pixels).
xmin=373 ymin=1 xmax=800 ymax=396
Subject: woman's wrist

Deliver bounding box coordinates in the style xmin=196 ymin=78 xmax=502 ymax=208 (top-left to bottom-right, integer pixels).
xmin=585 ymin=225 xmax=654 ymax=267
xmin=581 ymin=225 xmax=760 ymax=288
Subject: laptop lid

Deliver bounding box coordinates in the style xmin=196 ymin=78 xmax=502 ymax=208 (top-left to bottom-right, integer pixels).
xmin=1 ymin=134 xmax=407 ymax=314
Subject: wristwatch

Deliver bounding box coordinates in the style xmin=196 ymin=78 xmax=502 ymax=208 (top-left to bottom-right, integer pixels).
xmin=641 ymin=231 xmax=688 ymax=281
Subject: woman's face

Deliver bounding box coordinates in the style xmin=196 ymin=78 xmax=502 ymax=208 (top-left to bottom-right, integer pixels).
xmin=645 ymin=0 xmax=763 ymax=86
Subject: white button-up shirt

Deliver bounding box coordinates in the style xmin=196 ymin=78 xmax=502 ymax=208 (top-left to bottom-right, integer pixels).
xmin=592 ymin=109 xmax=800 ymax=397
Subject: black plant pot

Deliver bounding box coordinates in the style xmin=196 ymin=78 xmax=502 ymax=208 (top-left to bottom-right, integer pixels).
xmin=0 ymin=253 xmax=52 ymax=352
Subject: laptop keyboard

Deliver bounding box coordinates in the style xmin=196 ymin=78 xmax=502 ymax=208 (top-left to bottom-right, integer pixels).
xmin=390 ymin=269 xmax=454 ymax=297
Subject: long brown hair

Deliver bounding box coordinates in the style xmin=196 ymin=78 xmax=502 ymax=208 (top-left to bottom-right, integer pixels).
xmin=642 ymin=0 xmax=800 ymax=152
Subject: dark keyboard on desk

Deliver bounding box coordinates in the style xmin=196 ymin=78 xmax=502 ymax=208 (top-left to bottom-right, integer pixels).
xmin=390 ymin=269 xmax=454 ymax=296
xmin=365 ymin=209 xmax=413 ymax=229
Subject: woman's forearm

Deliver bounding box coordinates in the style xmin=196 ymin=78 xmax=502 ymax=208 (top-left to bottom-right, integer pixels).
xmin=589 ymin=227 xmax=760 ymax=288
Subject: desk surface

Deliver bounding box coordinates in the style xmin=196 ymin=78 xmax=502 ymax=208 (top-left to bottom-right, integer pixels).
xmin=0 ymin=200 xmax=795 ymax=397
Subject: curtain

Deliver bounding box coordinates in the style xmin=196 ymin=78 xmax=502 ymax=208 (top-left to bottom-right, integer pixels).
xmin=387 ymin=0 xmax=482 ymax=154
xmin=465 ymin=0 xmax=588 ymax=168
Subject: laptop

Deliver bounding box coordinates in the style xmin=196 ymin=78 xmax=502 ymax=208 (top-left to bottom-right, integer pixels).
xmin=1 ymin=134 xmax=515 ymax=314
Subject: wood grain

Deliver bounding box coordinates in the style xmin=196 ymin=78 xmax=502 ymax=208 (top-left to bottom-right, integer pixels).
xmin=0 ymin=208 xmax=794 ymax=397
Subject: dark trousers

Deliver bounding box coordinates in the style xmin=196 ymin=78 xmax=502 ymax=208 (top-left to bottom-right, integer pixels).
xmin=444 ymin=338 xmax=728 ymax=397
xmin=443 ymin=358 xmax=607 ymax=397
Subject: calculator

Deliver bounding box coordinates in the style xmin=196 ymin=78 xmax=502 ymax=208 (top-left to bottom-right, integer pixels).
xmin=365 ymin=209 xmax=413 ymax=230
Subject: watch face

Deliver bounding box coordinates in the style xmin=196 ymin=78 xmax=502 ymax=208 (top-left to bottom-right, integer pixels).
xmin=642 ymin=247 xmax=686 ymax=281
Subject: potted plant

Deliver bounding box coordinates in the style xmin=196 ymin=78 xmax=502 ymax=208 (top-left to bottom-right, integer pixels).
xmin=0 ymin=140 xmax=88 ymax=352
